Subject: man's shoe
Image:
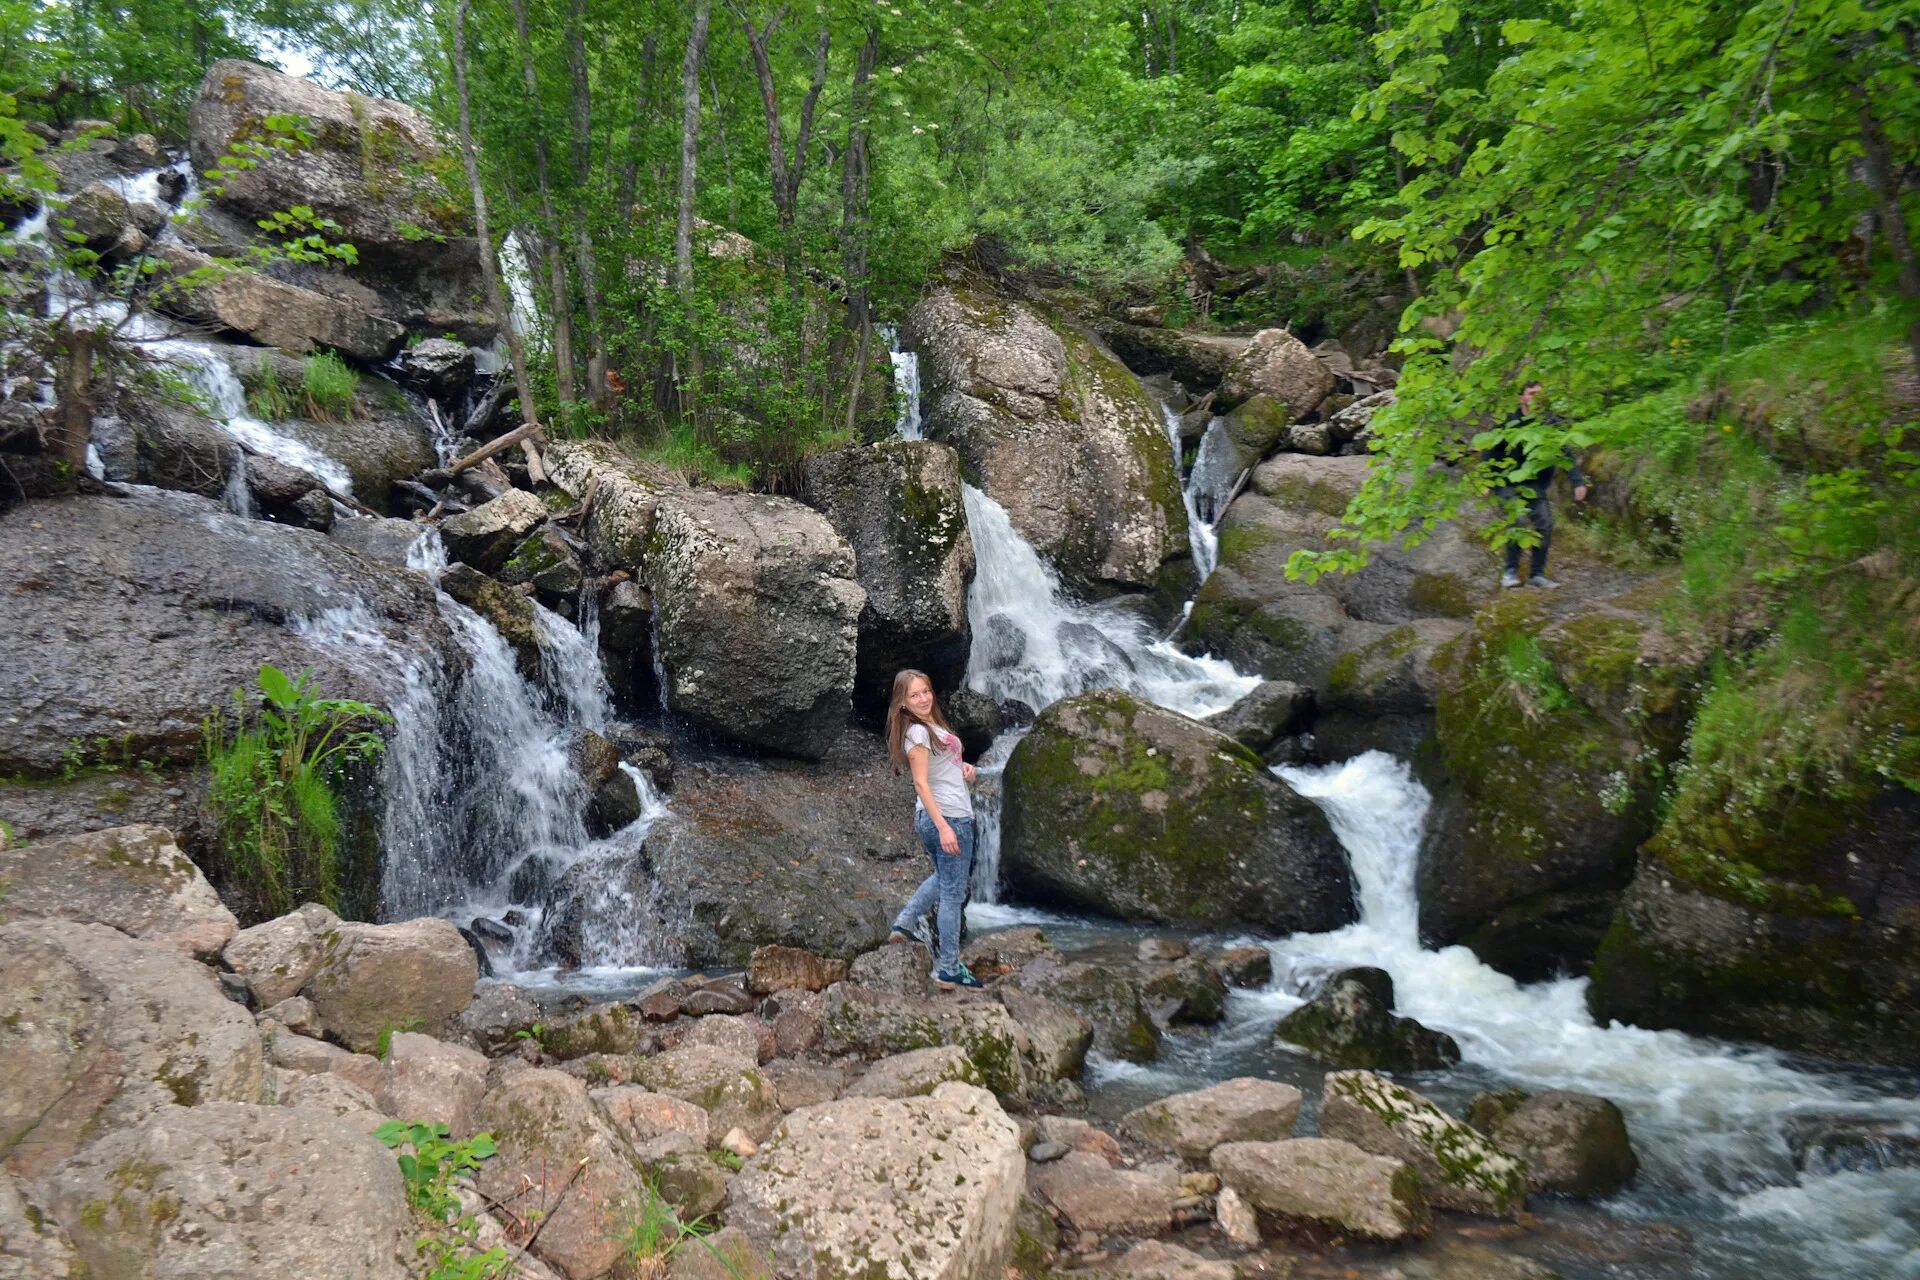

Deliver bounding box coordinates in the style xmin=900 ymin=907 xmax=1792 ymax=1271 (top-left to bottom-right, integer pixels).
xmin=933 ymin=965 xmax=985 ymax=991
xmin=1527 ymin=574 xmax=1562 ymax=589
xmin=1500 ymin=569 xmax=1522 ymax=589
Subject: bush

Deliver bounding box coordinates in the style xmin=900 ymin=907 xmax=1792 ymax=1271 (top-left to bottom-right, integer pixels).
xmin=202 ymin=664 xmax=389 ymax=920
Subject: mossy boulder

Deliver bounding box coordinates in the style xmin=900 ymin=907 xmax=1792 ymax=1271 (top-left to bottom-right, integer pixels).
xmin=905 ymin=285 xmax=1189 ymax=594
xmin=1008 ymin=957 xmax=1162 ymax=1063
xmin=1273 ymin=967 xmax=1460 ymax=1072
xmin=823 ymin=982 xmax=1029 ymax=1101
xmin=1419 ymin=590 xmax=1697 ymax=977
xmin=1318 ymin=1071 xmax=1527 ymax=1218
xmin=1472 ymin=1089 xmax=1639 ymax=1198
xmin=1000 ymin=690 xmax=1353 ymax=935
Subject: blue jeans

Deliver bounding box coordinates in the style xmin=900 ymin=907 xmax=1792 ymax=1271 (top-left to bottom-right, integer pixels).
xmin=893 ymin=811 xmax=974 ymax=974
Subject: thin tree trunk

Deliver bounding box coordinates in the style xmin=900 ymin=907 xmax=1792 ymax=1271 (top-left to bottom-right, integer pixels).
xmin=454 ymin=0 xmax=546 ymax=482
xmin=508 ymin=0 xmax=576 ymax=405
xmin=838 ymin=30 xmax=878 ymax=435
xmin=565 ymin=0 xmax=610 ymax=405
xmin=54 ymin=326 xmax=93 ymax=490
xmin=1857 ymin=96 xmax=1920 ymax=372
xmin=616 ymin=32 xmax=657 ymax=213
xmin=737 ymin=9 xmax=830 ymax=234
xmin=674 ymin=1 xmax=713 ymax=419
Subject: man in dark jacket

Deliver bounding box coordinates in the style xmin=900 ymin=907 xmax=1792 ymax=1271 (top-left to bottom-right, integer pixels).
xmin=1489 ymin=381 xmax=1588 ymax=589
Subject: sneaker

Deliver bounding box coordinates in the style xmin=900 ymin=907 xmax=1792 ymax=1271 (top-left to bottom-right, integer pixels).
xmin=1500 ymin=569 xmax=1522 ymax=589
xmin=1527 ymin=574 xmax=1562 ymax=590
xmin=933 ymin=965 xmax=985 ymax=991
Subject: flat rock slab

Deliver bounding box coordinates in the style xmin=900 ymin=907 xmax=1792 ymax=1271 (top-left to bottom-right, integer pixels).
xmin=1121 ymin=1077 xmax=1302 ymax=1159
xmin=1212 ymin=1138 xmax=1428 ymax=1242
xmin=307 ymin=917 xmax=479 ymax=1053
xmin=1319 ymin=1070 xmax=1527 ymax=1217
xmin=844 ymin=1045 xmax=982 ymax=1099
xmin=43 ymin=1100 xmax=412 ymax=1280
xmin=1029 ymin=1151 xmax=1178 ymax=1238
xmin=0 ymin=824 xmax=236 ymax=958
xmin=729 ymin=1081 xmax=1024 ymax=1280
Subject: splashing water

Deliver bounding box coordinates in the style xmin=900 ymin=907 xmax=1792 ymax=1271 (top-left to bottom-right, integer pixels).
xmin=1157 ymin=400 xmax=1219 ymax=581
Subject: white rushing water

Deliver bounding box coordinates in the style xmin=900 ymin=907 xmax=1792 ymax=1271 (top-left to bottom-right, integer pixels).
xmin=1158 ymin=401 xmax=1219 ymax=581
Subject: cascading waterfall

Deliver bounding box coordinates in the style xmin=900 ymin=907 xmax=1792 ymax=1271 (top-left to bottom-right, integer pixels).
xmin=1157 ymin=401 xmax=1219 ymax=581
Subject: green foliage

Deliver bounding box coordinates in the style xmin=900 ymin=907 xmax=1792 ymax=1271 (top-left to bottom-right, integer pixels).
xmin=374 ymin=1121 xmax=510 ymax=1280
xmin=202 ymin=664 xmax=389 ymax=920
xmin=301 ymin=350 xmax=362 ymax=421
xmin=245 ymin=354 xmax=296 ymax=420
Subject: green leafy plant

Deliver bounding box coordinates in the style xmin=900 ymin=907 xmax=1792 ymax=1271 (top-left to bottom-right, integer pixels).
xmin=301 ymin=351 xmax=362 ymax=421
xmin=375 ymin=1121 xmax=510 ymax=1280
xmin=246 ymin=354 xmax=296 ymax=420
xmin=202 ymin=664 xmax=390 ymax=920
xmin=620 ymin=1179 xmax=737 ymax=1280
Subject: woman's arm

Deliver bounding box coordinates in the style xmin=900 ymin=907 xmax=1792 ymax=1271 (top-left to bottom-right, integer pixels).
xmin=907 ymin=746 xmax=960 ymax=854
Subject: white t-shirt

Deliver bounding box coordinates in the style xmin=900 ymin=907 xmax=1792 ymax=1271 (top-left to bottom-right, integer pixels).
xmin=906 ymin=722 xmax=972 ymax=820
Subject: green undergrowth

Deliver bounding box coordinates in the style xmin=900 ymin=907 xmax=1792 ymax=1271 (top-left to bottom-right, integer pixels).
xmin=1587 ymin=313 xmax=1920 ymax=909
xmin=244 ymin=351 xmax=363 ymax=422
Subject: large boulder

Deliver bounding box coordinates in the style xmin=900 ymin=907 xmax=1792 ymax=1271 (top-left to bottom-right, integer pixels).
xmin=474 ymin=1069 xmax=651 ymax=1280
xmin=151 ymin=243 xmax=406 ymax=362
xmin=1470 ymin=1089 xmax=1638 ymax=1198
xmin=306 ymin=917 xmax=480 ymax=1052
xmin=823 ymin=983 xmax=1028 ymax=1100
xmin=222 ymin=902 xmax=343 ymax=1006
xmin=996 ymin=986 xmax=1093 ymax=1082
xmin=1120 ymin=1078 xmax=1302 ymax=1160
xmin=645 ymin=486 xmax=865 ymax=758
xmin=1215 ymin=328 xmax=1337 ymax=418
xmin=844 ymin=1045 xmax=982 ymax=1099
xmin=101 ymin=389 xmax=239 ymax=499
xmin=1090 ymin=321 xmax=1238 ymax=393
xmin=1211 ymin=1138 xmax=1428 ymax=1242
xmin=188 ymin=59 xmax=489 ymax=338
xmin=1272 ymin=967 xmax=1460 ymax=1072
xmin=442 ymin=487 xmax=549 ymax=574
xmin=905 ymin=285 xmax=1188 ymax=594
xmin=0 ymin=921 xmax=263 ymax=1180
xmin=1006 ymin=957 xmax=1160 ymax=1063
xmin=41 ymin=1101 xmax=413 ymax=1280
xmin=376 ymin=1032 xmax=489 ymax=1139
xmin=1421 ymin=590 xmax=1697 ymax=976
xmin=1000 ymin=690 xmax=1353 ymax=934
xmin=1317 ymin=1070 xmax=1527 ymax=1218
xmin=0 ymin=824 xmax=237 ymax=959
xmin=799 ymin=439 xmax=975 ymax=717
xmin=631 ymin=1044 xmax=783 ymax=1142
xmin=728 ymin=1082 xmax=1025 ymax=1280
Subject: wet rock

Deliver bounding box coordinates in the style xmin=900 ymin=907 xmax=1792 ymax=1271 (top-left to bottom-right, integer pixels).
xmin=0 ymin=823 xmax=236 ymax=959
xmin=107 ymin=390 xmax=238 ymax=498
xmin=1204 ymin=680 xmax=1315 ymax=752
xmin=306 ymin=916 xmax=480 ymax=1053
xmin=800 ymin=439 xmax=975 ymax=717
xmin=442 ymin=487 xmax=547 ymax=574
xmin=1093 ymin=321 xmax=1237 ymax=392
xmin=43 ymin=1101 xmax=412 ymax=1279
xmin=823 ymin=983 xmax=1028 ymax=1101
xmin=945 ymin=688 xmax=1004 ymax=761
xmin=846 ymin=1045 xmax=983 ymax=1099
xmin=1213 ymin=946 xmax=1273 ymax=989
xmin=63 ymin=180 xmax=134 ymax=251
xmin=1137 ymin=937 xmax=1189 ymax=963
xmin=438 ymin=562 xmax=542 ymax=679
xmin=1215 ymin=328 xmax=1337 ymax=418
xmin=632 ymin=1044 xmax=782 ymax=1142
xmin=1319 ymin=1070 xmax=1527 ymax=1217
xmin=152 ymin=243 xmax=405 ymax=361
xmin=377 ymin=1032 xmax=488 ymax=1138
xmin=397 ymin=338 xmax=476 ymax=399
xmin=730 ymin=1082 xmax=1024 ymax=1280
xmin=1786 ymin=1115 xmax=1920 ymax=1175
xmin=189 ymin=59 xmax=488 ymax=337
xmin=996 ymin=986 xmax=1094 ymax=1082
xmin=1009 ymin=957 xmax=1160 ymax=1064
xmin=475 ymin=1069 xmax=650 ymax=1280
xmin=1273 ymin=967 xmax=1461 ymax=1072
xmin=0 ymin=489 xmax=449 ymax=782
xmin=1140 ymin=954 xmax=1229 ymax=1026
xmin=223 ymin=902 xmax=342 ymax=1007
xmin=452 ymin=981 xmax=543 ymax=1056
xmin=1001 ymin=690 xmax=1353 ymax=935
xmin=1030 ymin=1151 xmax=1178 ymax=1237
xmin=905 ymin=285 xmax=1189 ymax=594
xmin=1120 ymin=1078 xmax=1302 ymax=1160
xmin=498 ymin=524 xmax=586 ymax=603
xmin=0 ymin=920 xmax=262 ymax=1180
xmin=569 ymin=728 xmax=642 ymax=837
xmin=1212 ymin=1138 xmax=1428 ymax=1242
xmin=963 ymin=927 xmax=1062 ymax=976
xmin=746 ymin=944 xmax=849 ymax=995
xmin=1475 ymin=1090 xmax=1638 ymax=1198
xmin=977 ymin=612 xmax=1028 ymax=672
xmin=598 ymin=578 xmax=653 ymax=654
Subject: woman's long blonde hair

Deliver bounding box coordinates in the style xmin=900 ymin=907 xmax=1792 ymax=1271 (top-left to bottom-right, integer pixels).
xmin=885 ymin=669 xmax=955 ymax=775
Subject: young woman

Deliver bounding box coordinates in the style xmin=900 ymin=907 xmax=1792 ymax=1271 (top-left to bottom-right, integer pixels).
xmin=884 ymin=668 xmax=982 ymax=990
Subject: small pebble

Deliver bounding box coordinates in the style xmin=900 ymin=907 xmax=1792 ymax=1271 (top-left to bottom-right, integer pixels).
xmin=1028 ymin=1140 xmax=1071 ymax=1163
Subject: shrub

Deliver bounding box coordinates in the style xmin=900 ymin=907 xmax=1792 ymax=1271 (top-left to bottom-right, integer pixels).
xmin=302 ymin=350 xmax=361 ymax=421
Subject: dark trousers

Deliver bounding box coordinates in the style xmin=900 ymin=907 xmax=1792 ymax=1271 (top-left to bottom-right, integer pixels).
xmin=1498 ymin=488 xmax=1554 ymax=576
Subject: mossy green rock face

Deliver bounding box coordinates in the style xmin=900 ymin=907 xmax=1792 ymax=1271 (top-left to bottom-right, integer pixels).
xmin=1273 ymin=970 xmax=1460 ymax=1072
xmin=1000 ymin=690 xmax=1353 ymax=935
xmin=1319 ymin=1070 xmax=1528 ymax=1218
xmin=1420 ymin=590 xmax=1696 ymax=977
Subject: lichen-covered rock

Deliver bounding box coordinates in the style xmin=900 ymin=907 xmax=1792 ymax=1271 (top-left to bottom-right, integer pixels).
xmin=1121 ymin=1079 xmax=1302 ymax=1160
xmin=0 ymin=824 xmax=236 ymax=958
xmin=476 ymin=1069 xmax=650 ymax=1280
xmin=377 ymin=1032 xmax=488 ymax=1138
xmin=823 ymin=983 xmax=1028 ymax=1101
xmin=800 ymin=439 xmax=975 ymax=716
xmin=1029 ymin=1151 xmax=1178 ymax=1237
xmin=747 ymin=944 xmax=849 ymax=995
xmin=0 ymin=920 xmax=262 ymax=1180
xmin=593 ymin=1087 xmax=711 ymax=1158
xmin=1211 ymin=1138 xmax=1428 ymax=1242
xmin=905 ymin=285 xmax=1188 ymax=594
xmin=223 ymin=903 xmax=343 ymax=1007
xmin=498 ymin=525 xmax=586 ymax=603
xmin=845 ymin=1045 xmax=982 ymax=1099
xmin=729 ymin=1082 xmax=1024 ymax=1280
xmin=644 ymin=486 xmax=865 ymax=758
xmin=442 ymin=487 xmax=548 ymax=575
xmin=543 ymin=439 xmax=671 ymax=568
xmin=1006 ymin=957 xmax=1160 ymax=1064
xmin=1273 ymin=967 xmax=1460 ymax=1072
xmin=540 ymin=1003 xmax=655 ymax=1061
xmin=632 ymin=1044 xmax=783 ymax=1142
xmin=0 ymin=1168 xmax=82 ymax=1278
xmin=189 ymin=59 xmax=487 ymax=337
xmin=1215 ymin=328 xmax=1336 ymax=418
xmin=996 ymin=986 xmax=1093 ymax=1082
xmin=1318 ymin=1071 xmax=1527 ymax=1217
xmin=152 ymin=243 xmax=406 ymax=361
xmin=1001 ymin=690 xmax=1352 ymax=934
xmin=1473 ymin=1090 xmax=1638 ymax=1198
xmin=1213 ymin=946 xmax=1273 ymax=989
xmin=42 ymin=1101 xmax=413 ymax=1280
xmin=306 ymin=917 xmax=479 ymax=1053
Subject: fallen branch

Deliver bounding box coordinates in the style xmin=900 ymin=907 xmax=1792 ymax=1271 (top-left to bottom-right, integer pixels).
xmin=450 ymin=420 xmax=544 ymax=476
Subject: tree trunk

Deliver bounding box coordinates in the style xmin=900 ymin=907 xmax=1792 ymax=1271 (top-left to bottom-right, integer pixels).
xmin=673 ymin=1 xmax=713 ymax=419
xmin=737 ymin=10 xmax=830 ymax=234
xmin=508 ymin=0 xmax=576 ymax=405
xmin=616 ymin=33 xmax=657 ymax=213
xmin=566 ymin=0 xmax=610 ymax=405
xmin=838 ymin=30 xmax=878 ymax=435
xmin=454 ymin=0 xmax=546 ymax=482
xmin=54 ymin=326 xmax=93 ymax=491
xmin=1857 ymin=98 xmax=1920 ymax=373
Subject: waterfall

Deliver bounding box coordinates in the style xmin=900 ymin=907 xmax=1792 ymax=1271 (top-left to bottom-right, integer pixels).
xmin=884 ymin=328 xmax=922 ymax=440
xmin=148 ymin=336 xmax=357 ymax=494
xmin=1157 ymin=401 xmax=1220 ymax=581
xmin=1256 ymin=753 xmax=1920 ymax=1280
